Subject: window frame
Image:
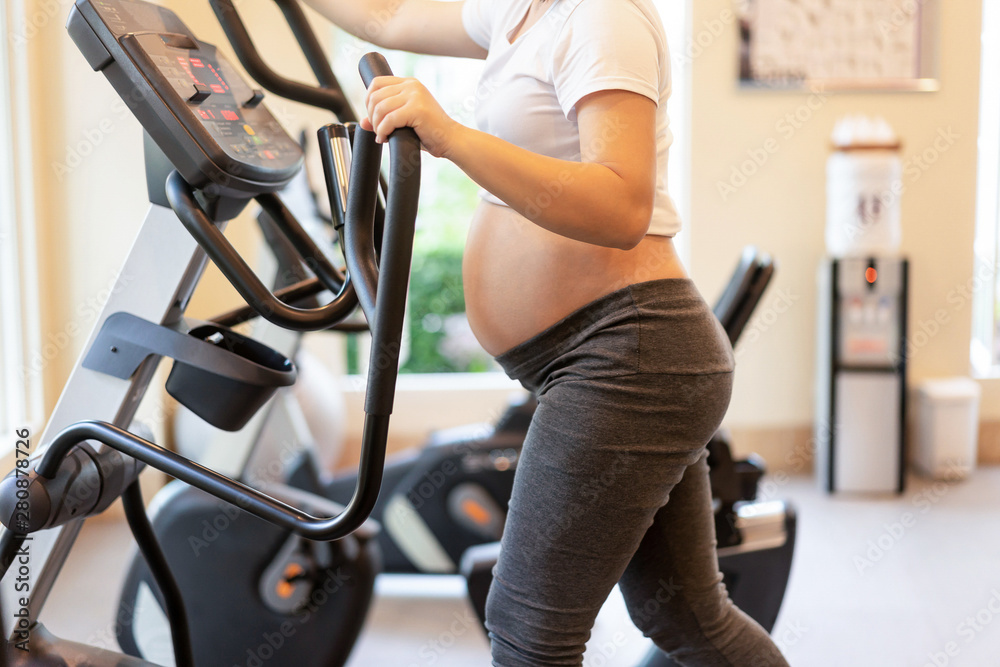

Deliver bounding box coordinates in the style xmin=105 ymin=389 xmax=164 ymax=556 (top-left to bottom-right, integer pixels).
xmin=972 ymin=0 xmax=1000 ymax=378
xmin=661 ymin=0 xmax=692 ymax=269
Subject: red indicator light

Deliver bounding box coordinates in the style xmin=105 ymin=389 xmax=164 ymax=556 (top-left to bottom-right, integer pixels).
xmin=197 ymin=109 xmax=210 ymax=120
xmin=221 ymin=110 xmax=239 ymax=121
xmin=206 ymin=64 xmax=230 ymax=91
xmin=264 ymin=150 xmax=275 ymax=160
xmin=210 ymin=84 xmax=225 ymax=94
xmin=865 ymin=267 xmax=877 ymax=283
xmin=177 ymin=58 xmax=200 ymax=84
xmin=190 ymin=58 xmax=204 ymax=67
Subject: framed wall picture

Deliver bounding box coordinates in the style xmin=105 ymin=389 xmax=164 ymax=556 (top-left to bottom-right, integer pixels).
xmin=737 ymin=0 xmax=940 ymax=91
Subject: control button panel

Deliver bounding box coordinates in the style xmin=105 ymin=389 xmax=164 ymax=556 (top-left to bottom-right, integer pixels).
xmin=69 ymin=0 xmax=303 ymax=195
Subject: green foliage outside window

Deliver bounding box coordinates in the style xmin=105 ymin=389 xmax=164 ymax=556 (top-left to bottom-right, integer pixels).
xmin=344 ymin=152 xmax=496 ymax=374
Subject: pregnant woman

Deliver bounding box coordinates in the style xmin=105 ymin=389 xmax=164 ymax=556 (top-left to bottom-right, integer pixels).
xmin=304 ymin=0 xmax=791 ymax=664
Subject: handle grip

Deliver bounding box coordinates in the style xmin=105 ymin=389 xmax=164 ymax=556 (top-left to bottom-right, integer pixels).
xmin=209 ymin=0 xmax=352 ymax=119
xmin=359 ymin=52 xmax=393 ymax=87
xmin=341 ymin=54 xmax=420 ymax=416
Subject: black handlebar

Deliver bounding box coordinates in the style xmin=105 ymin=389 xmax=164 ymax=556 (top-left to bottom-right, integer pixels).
xmin=166 ymin=172 xmax=360 ymax=331
xmin=345 ymin=52 xmax=419 ymax=416
xmin=359 ymin=51 xmax=393 ymax=86
xmin=209 ymin=0 xmax=353 ymax=119
xmin=122 ymin=52 xmax=416 ymax=530
xmin=273 ymin=0 xmax=340 ymax=90
xmin=32 ymin=420 xmax=388 ymax=542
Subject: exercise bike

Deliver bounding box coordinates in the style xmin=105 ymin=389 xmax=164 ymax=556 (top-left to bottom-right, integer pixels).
xmin=0 ymin=0 xmax=421 ymax=664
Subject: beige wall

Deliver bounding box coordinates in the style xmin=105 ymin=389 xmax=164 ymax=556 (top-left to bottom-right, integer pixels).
xmin=686 ymin=0 xmax=997 ymax=430
xmin=19 ymin=0 xmax=998 ymax=461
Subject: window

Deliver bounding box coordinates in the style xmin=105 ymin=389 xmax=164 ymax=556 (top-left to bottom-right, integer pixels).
xmin=972 ymin=0 xmax=1000 ymax=376
xmin=660 ymin=0 xmax=692 ymax=268
xmin=328 ymin=0 xmax=691 ymax=376
xmin=0 ymin=0 xmax=43 ymax=436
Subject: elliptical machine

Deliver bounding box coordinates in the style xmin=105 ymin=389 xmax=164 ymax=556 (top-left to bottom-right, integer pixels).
xmin=0 ymin=0 xmax=420 ymax=664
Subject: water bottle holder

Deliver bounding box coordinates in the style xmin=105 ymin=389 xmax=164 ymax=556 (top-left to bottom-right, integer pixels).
xmin=84 ymin=313 xmax=296 ymax=431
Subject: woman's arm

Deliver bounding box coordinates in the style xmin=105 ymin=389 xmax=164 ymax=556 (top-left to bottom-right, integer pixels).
xmin=446 ymin=91 xmax=657 ymax=250
xmin=364 ymin=79 xmax=657 ymax=251
xmin=301 ymin=0 xmax=487 ymax=59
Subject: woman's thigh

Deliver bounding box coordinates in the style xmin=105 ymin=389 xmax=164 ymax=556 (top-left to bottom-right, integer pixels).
xmin=486 ymin=370 xmax=733 ymax=664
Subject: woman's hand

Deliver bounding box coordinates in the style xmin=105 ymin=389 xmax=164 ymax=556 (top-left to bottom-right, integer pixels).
xmin=361 ymin=76 xmax=460 ymax=158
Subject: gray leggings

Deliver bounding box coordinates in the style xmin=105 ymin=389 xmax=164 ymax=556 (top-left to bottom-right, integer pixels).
xmin=487 ymin=279 xmax=789 ymax=667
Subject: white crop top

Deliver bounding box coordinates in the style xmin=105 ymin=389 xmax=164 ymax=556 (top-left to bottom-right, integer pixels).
xmin=461 ymin=0 xmax=682 ymax=237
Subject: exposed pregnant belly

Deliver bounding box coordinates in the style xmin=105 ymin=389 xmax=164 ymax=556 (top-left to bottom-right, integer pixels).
xmin=463 ymin=201 xmax=690 ymax=357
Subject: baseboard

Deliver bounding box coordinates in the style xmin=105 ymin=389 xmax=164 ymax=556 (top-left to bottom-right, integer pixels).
xmin=978 ymin=421 xmax=1000 ymax=464
xmin=717 ymin=421 xmax=1000 ymax=474
xmin=726 ymin=425 xmax=816 ymax=474
xmin=338 ymin=421 xmax=1000 ymax=477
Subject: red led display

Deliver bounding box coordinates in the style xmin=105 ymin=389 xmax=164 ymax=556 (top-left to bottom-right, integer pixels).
xmin=177 ymin=56 xmax=201 ymax=86
xmin=206 ymin=64 xmax=230 ymax=92
xmin=221 ymin=110 xmax=239 ymax=121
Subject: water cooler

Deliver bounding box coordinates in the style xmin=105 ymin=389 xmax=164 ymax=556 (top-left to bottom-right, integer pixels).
xmin=815 ymin=256 xmax=908 ymax=493
xmin=815 ymin=116 xmax=909 ymax=494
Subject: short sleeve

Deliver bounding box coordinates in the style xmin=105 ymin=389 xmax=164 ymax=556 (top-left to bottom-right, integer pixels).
xmin=462 ymin=0 xmax=493 ymax=50
xmin=551 ymin=0 xmax=663 ymax=121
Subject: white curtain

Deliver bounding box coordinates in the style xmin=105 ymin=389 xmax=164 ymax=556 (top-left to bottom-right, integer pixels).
xmin=0 ymin=0 xmax=43 ymax=435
